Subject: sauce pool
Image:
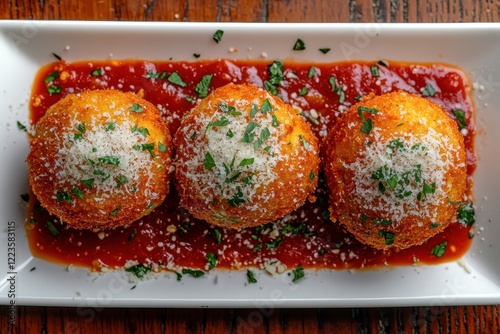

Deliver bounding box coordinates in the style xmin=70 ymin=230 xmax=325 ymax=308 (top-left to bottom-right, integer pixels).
xmin=26 ymin=58 xmax=476 ymax=274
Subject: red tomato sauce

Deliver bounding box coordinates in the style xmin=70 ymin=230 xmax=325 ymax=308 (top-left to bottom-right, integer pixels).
xmin=26 ymin=58 xmax=476 ymax=273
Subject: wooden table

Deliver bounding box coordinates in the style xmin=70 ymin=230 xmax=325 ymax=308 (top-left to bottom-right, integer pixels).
xmin=1 ymin=1 xmax=499 ymax=333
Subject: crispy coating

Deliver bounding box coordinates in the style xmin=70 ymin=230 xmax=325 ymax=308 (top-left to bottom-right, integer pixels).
xmin=174 ymin=83 xmax=320 ymax=229
xmin=324 ymin=91 xmax=466 ymax=250
xmin=28 ymin=89 xmax=172 ymax=230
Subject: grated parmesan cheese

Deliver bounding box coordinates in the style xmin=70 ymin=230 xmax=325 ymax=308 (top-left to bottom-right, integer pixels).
xmin=344 ymin=127 xmax=460 ymax=225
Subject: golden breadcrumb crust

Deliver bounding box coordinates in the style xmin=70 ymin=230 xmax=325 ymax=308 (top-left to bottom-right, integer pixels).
xmin=324 ymin=91 xmax=466 ymax=250
xmin=28 ymin=89 xmax=172 ymax=229
xmin=174 ymin=83 xmax=320 ymax=229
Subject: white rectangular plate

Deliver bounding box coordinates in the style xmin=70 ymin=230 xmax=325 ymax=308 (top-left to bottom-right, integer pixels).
xmin=0 ymin=21 xmax=499 ymax=308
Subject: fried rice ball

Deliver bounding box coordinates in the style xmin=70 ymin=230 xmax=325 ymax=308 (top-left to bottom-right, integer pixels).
xmin=324 ymin=91 xmax=466 ymax=250
xmin=27 ymin=89 xmax=173 ymax=230
xmin=174 ymin=83 xmax=320 ymax=229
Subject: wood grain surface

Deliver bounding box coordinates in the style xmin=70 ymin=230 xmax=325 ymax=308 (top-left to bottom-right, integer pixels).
xmin=1 ymin=0 xmax=500 ymax=333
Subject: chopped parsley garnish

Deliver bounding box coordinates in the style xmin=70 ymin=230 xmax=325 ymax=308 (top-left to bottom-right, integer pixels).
xmin=457 ymin=202 xmax=475 ymax=227
xmin=110 ymin=206 xmax=121 ymax=216
xmin=87 ymin=157 xmax=96 ymax=167
xmin=281 ymin=223 xmax=307 ymax=236
xmin=371 ymin=165 xmax=398 ymax=193
xmin=47 ymin=85 xmax=61 ymax=94
xmin=44 ymin=71 xmax=59 ymax=83
xmin=81 ymin=178 xmax=94 ymax=189
xmin=253 ymin=243 xmax=263 ymax=252
xmin=329 ymin=76 xmax=345 ymax=103
xmin=193 ymin=53 xmax=201 ymax=58
xmin=264 ymin=81 xmax=278 ymax=95
xmin=266 ymin=237 xmax=282 ymax=249
xmin=358 ymin=106 xmax=380 ymax=115
xmin=378 ymin=60 xmax=389 ymax=67
xmin=168 ymin=72 xmax=187 ymax=87
xmin=260 ymin=99 xmax=273 ymax=113
xmin=271 ymin=115 xmax=279 ymax=127
xmin=253 ymin=127 xmax=270 ymax=149
xmin=242 ymin=175 xmax=253 ymax=185
xmin=46 ymin=221 xmax=60 ymax=237
xmin=250 ymin=104 xmax=258 ymax=119
xmin=115 ymin=175 xmax=129 ymax=187
xmin=374 ymin=218 xmax=392 ymax=226
xmin=213 ymin=228 xmax=222 ymax=245
xmin=226 ymin=129 xmax=234 ymax=138
xmin=300 ymin=112 xmax=319 ymax=125
xmin=94 ymin=169 xmax=110 ymax=180
xmin=220 ymin=101 xmax=241 ymax=116
xmin=379 ymin=230 xmax=395 ymax=245
xmin=213 ymin=29 xmax=224 ymax=43
xmin=182 ymin=268 xmax=205 ymax=278
xmin=76 ymin=122 xmax=86 ymax=134
xmin=292 ymin=264 xmax=305 ymax=282
xmin=158 ymin=142 xmax=167 ymax=152
xmin=452 ymin=109 xmax=467 ymax=129
xmin=319 ymin=48 xmax=331 ymax=54
xmin=105 ymin=122 xmax=116 ymax=131
xmin=246 ymin=270 xmax=257 ymax=283
xmin=204 ymin=152 xmax=216 ymax=170
xmin=430 ymin=223 xmax=440 ymax=228
xmin=126 ymin=264 xmax=151 ymax=278
xmin=293 ymin=38 xmax=306 ymax=51
xmin=242 ymin=122 xmax=259 ymax=143
xmin=309 ymin=170 xmax=315 ymax=179
xmin=430 ymin=241 xmax=448 ymax=257
xmin=194 ymin=74 xmax=213 ymax=98
xmin=422 ymin=83 xmax=436 ymax=97
xmin=370 ymin=65 xmax=380 ymax=77
xmin=20 ymin=193 xmax=29 ymax=202
xmin=51 ymin=52 xmax=62 ymax=60
xmin=128 ymin=229 xmax=137 ymax=242
xmin=417 ymin=181 xmax=436 ymax=201
xmin=207 ymin=116 xmax=230 ymax=131
xmin=30 ymin=267 xmax=36 ymax=272
xmin=34 ymin=202 xmax=43 ymax=214
xmin=146 ymin=70 xmax=167 ymax=79
xmin=329 ymin=76 xmax=336 ymax=91
xmin=71 ymin=187 xmax=84 ymax=199
xmin=308 ymin=66 xmax=316 ymax=78
xmin=239 ymin=158 xmax=254 ymax=167
xmin=98 ymin=155 xmax=120 ymax=166
xmin=91 ymin=68 xmax=103 ymax=76
xmin=129 ymin=103 xmax=143 ymax=113
xmin=17 ymin=121 xmax=27 ymax=132
xmin=264 ymin=60 xmax=284 ymax=95
xmin=387 ymin=138 xmax=405 ymax=155
xmin=206 ymin=253 xmax=217 ymax=270
xmin=360 ymin=119 xmax=373 ymax=134
xmin=178 ymin=223 xmax=192 ymax=236
xmin=227 ymin=186 xmax=246 ymax=207
xmin=299 ymin=87 xmax=308 ymax=96
xmin=299 ymin=135 xmax=309 ymax=149
xmin=357 ymin=106 xmax=379 ymax=134
xmin=56 ymin=190 xmax=72 ymax=203
xmin=267 ymin=60 xmax=284 ymax=85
